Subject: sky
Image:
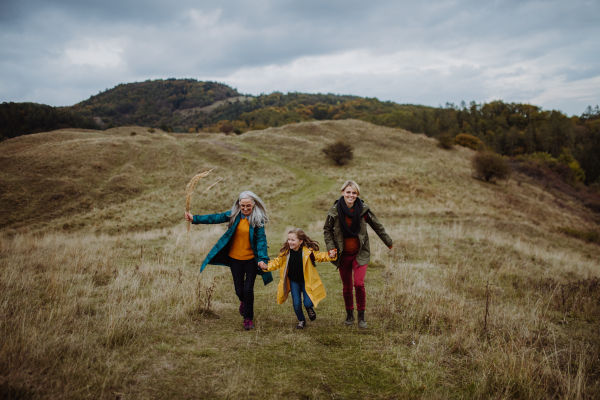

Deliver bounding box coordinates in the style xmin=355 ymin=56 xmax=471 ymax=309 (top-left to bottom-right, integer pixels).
xmin=1 ymin=0 xmax=599 ymax=116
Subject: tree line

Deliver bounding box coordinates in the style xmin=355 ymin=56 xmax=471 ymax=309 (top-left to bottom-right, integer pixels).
xmin=0 ymin=102 xmax=100 ymax=140
xmin=2 ymin=79 xmax=599 ymax=186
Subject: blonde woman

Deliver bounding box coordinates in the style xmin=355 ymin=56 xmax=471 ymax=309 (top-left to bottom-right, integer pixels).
xmin=185 ymin=191 xmax=272 ymax=331
xmin=323 ymin=180 xmax=393 ymax=329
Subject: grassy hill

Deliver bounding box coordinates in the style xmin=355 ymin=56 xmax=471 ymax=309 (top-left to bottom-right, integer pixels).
xmin=1 ymin=120 xmax=599 ymax=399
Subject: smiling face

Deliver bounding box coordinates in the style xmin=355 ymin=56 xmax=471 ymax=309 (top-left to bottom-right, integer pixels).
xmin=287 ymin=232 xmax=303 ymax=251
xmin=342 ymin=186 xmax=358 ymax=208
xmin=239 ymin=198 xmax=254 ymax=216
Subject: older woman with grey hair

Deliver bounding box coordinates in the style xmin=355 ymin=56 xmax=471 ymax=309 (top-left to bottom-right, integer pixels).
xmin=185 ymin=191 xmax=272 ymax=331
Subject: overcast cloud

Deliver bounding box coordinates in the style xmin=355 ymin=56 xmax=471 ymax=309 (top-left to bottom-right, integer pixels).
xmin=0 ymin=0 xmax=598 ymax=115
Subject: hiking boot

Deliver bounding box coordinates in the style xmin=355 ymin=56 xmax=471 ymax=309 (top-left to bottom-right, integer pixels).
xmin=296 ymin=320 xmax=306 ymax=329
xmin=306 ymin=307 xmax=317 ymax=321
xmin=344 ymin=309 xmax=355 ymax=326
xmin=243 ymin=318 xmax=254 ymax=331
xmin=357 ymin=310 xmax=367 ymax=329
xmin=239 ymin=302 xmax=245 ymax=317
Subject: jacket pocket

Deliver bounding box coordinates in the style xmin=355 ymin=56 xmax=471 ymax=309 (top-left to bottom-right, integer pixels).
xmin=361 ymin=237 xmax=370 ymax=253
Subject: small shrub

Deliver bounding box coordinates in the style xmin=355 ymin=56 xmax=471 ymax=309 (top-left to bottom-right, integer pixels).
xmin=559 ymin=227 xmax=600 ymax=244
xmin=147 ymin=128 xmax=155 ymax=133
xmin=219 ymin=122 xmax=234 ymax=135
xmin=558 ymin=148 xmax=586 ymax=182
xmin=160 ymin=124 xmax=173 ymax=133
xmin=322 ymin=139 xmax=354 ymax=166
xmin=233 ymin=127 xmax=242 ymax=135
xmin=455 ymin=133 xmax=481 ymax=150
xmin=472 ymin=151 xmax=511 ymax=183
xmin=130 ymin=131 xmax=136 ymax=136
xmin=437 ymin=133 xmax=454 ymax=149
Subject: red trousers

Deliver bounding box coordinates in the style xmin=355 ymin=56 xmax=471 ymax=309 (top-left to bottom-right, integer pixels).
xmin=338 ymin=252 xmax=368 ymax=311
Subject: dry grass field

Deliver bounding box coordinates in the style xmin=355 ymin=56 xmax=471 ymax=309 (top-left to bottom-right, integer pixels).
xmin=1 ymin=120 xmax=599 ymax=399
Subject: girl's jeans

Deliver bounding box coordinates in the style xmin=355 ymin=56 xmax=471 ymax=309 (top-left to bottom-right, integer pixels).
xmin=338 ymin=252 xmax=368 ymax=311
xmin=289 ymin=280 xmax=314 ymax=321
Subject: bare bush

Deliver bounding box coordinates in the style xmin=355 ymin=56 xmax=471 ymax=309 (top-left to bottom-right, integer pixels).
xmin=219 ymin=122 xmax=234 ymax=134
xmin=322 ymin=139 xmax=354 ymax=166
xmin=472 ymin=151 xmax=511 ymax=182
xmin=437 ymin=133 xmax=454 ymax=149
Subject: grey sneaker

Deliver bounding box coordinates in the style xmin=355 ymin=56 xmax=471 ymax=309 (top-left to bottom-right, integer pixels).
xmin=344 ymin=309 xmax=355 ymax=326
xmin=306 ymin=307 xmax=316 ymax=321
xmin=357 ymin=310 xmax=367 ymax=329
xmin=296 ymin=320 xmax=306 ymax=329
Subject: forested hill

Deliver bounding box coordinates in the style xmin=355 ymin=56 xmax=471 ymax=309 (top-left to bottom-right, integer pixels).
xmin=69 ymin=78 xmax=240 ymax=128
xmin=1 ymin=78 xmax=600 ymax=184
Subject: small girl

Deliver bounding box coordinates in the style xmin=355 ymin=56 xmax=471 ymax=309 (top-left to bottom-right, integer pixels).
xmin=259 ymin=228 xmax=337 ymax=329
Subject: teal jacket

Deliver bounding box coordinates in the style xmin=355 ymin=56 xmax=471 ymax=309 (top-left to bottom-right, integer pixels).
xmin=192 ymin=211 xmax=273 ymax=285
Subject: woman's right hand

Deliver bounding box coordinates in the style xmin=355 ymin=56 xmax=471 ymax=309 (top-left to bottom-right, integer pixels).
xmin=184 ymin=212 xmax=193 ymax=222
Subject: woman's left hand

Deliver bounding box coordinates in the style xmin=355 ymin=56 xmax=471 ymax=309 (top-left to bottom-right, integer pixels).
xmin=328 ymin=249 xmax=337 ymax=258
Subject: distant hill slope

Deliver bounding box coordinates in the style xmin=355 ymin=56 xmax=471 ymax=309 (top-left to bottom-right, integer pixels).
xmin=1 ymin=120 xmax=597 ymax=242
xmin=2 ymin=78 xmax=599 ymax=184
xmin=69 ymin=78 xmax=240 ymax=129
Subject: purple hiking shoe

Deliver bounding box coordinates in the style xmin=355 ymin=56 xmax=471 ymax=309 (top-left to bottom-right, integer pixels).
xmin=239 ymin=301 xmax=245 ymax=317
xmin=243 ymin=318 xmax=254 ymax=331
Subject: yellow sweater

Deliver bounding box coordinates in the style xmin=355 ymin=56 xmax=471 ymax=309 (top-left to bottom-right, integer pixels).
xmin=228 ymin=218 xmax=254 ymax=260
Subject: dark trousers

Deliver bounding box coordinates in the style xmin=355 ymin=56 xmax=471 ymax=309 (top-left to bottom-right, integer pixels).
xmin=230 ymin=258 xmax=258 ymax=320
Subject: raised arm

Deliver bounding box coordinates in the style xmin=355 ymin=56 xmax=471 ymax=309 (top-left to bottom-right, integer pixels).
xmin=366 ymin=210 xmax=393 ymax=248
xmin=191 ymin=211 xmax=231 ymax=225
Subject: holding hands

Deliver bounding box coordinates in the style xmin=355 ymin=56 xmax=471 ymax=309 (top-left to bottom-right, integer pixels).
xmin=258 ymin=261 xmax=268 ymax=270
xmin=328 ymin=249 xmax=337 ymax=258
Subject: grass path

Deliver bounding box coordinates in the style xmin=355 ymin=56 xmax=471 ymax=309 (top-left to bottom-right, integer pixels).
xmin=127 ymin=149 xmax=406 ymax=399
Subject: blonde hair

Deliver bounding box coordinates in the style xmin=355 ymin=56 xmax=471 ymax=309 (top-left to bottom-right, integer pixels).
xmin=340 ymin=180 xmax=360 ymax=196
xmin=279 ymin=228 xmax=320 ymax=255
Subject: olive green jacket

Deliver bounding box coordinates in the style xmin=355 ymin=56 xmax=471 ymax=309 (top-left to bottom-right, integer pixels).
xmin=323 ymin=200 xmax=393 ymax=267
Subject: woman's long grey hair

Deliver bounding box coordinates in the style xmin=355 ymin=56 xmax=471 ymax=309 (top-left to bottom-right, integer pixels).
xmin=229 ymin=191 xmax=269 ymax=228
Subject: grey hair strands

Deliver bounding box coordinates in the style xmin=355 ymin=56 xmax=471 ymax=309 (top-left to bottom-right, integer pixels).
xmin=229 ymin=191 xmax=269 ymax=228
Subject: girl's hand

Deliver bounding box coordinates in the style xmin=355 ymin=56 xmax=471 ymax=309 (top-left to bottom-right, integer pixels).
xmin=258 ymin=261 xmax=267 ymax=270
xmin=328 ymin=249 xmax=337 ymax=258
xmin=184 ymin=212 xmax=193 ymax=222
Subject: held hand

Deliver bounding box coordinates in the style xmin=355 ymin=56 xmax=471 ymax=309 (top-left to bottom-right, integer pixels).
xmin=328 ymin=249 xmax=337 ymax=258
xmin=258 ymin=261 xmax=268 ymax=270
xmin=184 ymin=211 xmax=193 ymax=222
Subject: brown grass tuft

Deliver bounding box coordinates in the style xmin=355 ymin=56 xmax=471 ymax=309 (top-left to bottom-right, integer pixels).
xmin=184 ymin=169 xmax=220 ymax=232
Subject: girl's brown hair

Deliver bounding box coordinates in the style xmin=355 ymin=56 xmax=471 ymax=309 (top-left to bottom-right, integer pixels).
xmin=279 ymin=228 xmax=320 ymax=255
